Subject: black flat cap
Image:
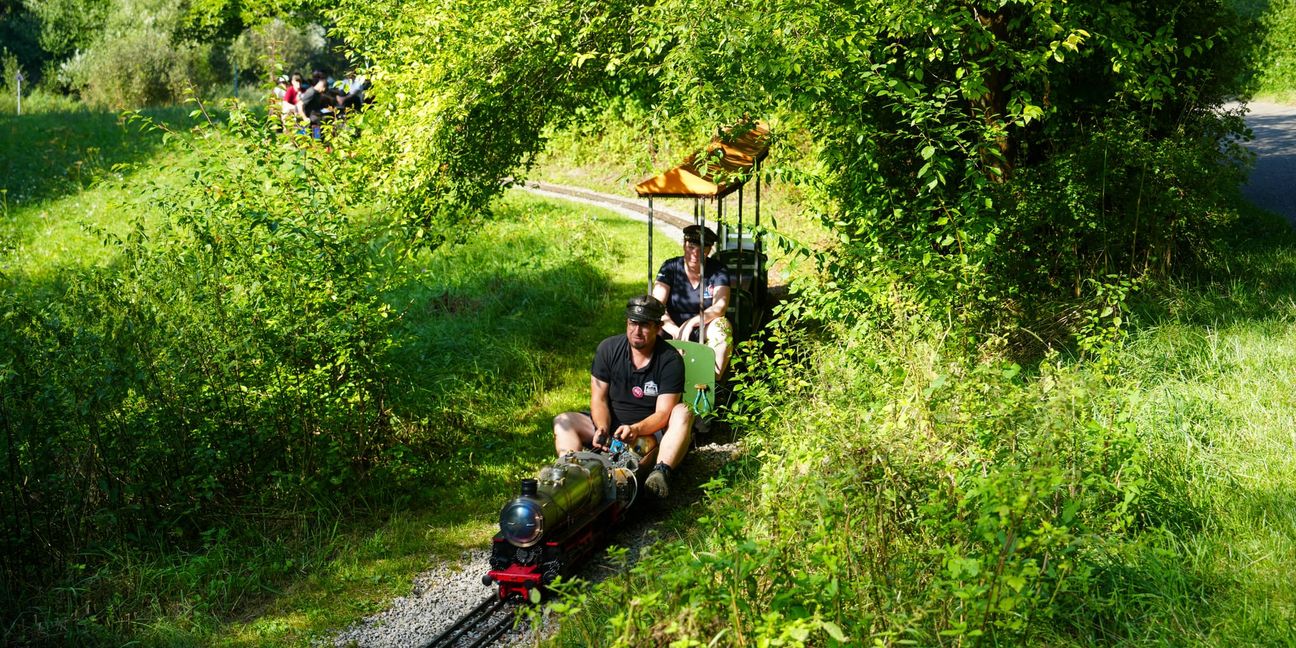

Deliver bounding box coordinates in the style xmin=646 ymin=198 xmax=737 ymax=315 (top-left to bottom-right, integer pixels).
xmin=625 ymin=295 xmax=665 ymax=323
xmin=683 ymin=225 xmax=718 ymax=246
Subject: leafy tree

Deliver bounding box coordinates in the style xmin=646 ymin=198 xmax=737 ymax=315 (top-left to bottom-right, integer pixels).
xmin=332 ymin=0 xmax=1249 ymax=332
xmin=633 ymin=0 xmax=1248 ymax=320
xmin=329 ymin=0 xmax=643 ymax=246
xmin=0 ymin=1 xmax=45 ymax=85
xmin=55 ymin=0 xmax=222 ymax=107
xmin=176 ymin=0 xmax=329 ymax=44
xmin=22 ymin=0 xmax=111 ymax=61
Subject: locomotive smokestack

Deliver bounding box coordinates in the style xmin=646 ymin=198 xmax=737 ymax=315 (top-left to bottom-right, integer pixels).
xmin=520 ymin=478 xmax=538 ymax=497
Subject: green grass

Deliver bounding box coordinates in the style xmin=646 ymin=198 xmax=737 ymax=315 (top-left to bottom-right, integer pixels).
xmin=1115 ymin=206 xmax=1296 ymax=642
xmin=0 ymin=104 xmax=200 ymax=281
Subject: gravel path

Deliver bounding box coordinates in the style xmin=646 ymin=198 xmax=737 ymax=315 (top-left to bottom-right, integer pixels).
xmin=1241 ymin=101 xmax=1296 ymax=225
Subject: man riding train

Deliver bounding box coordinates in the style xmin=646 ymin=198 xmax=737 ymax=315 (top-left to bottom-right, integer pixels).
xmin=553 ymin=295 xmax=693 ymax=499
xmin=552 ymin=223 xmax=739 ymax=494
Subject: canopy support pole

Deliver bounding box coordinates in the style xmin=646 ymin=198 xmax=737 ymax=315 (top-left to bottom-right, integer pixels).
xmin=737 ymin=184 xmax=744 ymax=338
xmin=755 ymin=162 xmax=763 ymax=314
xmin=648 ymin=197 xmax=655 ymax=293
xmin=699 ymin=198 xmax=707 ymax=345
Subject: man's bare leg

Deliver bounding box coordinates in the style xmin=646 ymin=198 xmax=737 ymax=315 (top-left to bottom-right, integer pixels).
xmin=644 ymin=403 xmax=691 ymax=498
xmin=656 ymin=403 xmax=694 ymax=469
xmin=553 ymin=411 xmax=595 ymax=456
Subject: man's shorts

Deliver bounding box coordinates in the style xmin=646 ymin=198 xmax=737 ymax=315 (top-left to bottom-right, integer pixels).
xmin=579 ymin=411 xmax=666 ymax=442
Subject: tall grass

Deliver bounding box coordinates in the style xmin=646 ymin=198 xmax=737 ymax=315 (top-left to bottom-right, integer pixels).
xmin=0 ymin=88 xmax=84 ymax=116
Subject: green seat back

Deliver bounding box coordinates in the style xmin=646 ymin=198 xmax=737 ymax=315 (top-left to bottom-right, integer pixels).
xmin=666 ymin=339 xmax=717 ymax=417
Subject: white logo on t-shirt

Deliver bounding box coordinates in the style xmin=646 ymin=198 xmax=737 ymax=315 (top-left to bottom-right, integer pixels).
xmin=643 ymin=380 xmax=659 ymax=397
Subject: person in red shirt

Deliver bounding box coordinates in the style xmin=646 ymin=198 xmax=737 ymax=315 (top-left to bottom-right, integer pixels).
xmin=279 ymin=74 xmax=301 ymax=131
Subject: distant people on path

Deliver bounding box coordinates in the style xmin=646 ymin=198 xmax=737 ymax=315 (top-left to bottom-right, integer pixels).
xmin=297 ymin=71 xmax=332 ymax=139
xmin=277 ymin=74 xmax=300 ymax=131
xmin=337 ymin=71 xmax=371 ymax=116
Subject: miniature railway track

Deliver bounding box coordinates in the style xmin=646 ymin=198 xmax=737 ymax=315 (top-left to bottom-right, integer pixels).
xmin=422 ymin=594 xmax=521 ymax=648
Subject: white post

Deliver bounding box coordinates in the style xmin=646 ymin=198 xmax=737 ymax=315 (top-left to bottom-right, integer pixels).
xmin=14 ymin=70 xmax=22 ymax=116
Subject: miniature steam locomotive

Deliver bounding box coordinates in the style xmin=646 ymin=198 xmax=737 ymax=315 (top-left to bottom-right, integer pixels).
xmin=483 ymin=437 xmax=659 ymax=601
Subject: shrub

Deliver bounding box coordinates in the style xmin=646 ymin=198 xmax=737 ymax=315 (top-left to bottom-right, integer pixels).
xmin=48 ymin=0 xmax=224 ymax=109
xmin=60 ymin=27 xmax=216 ymax=109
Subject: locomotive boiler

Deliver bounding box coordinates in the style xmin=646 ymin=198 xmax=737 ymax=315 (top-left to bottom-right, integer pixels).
xmin=484 ymin=437 xmax=658 ymax=601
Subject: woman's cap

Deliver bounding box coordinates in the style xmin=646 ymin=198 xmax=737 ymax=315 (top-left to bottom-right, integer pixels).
xmin=683 ymin=225 xmax=718 ymax=246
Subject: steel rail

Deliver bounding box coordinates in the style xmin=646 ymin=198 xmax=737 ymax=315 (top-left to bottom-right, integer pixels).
xmin=421 ymin=593 xmax=519 ymax=648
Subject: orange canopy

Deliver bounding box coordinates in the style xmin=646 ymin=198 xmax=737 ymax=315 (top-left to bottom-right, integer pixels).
xmin=634 ymin=121 xmax=770 ymax=199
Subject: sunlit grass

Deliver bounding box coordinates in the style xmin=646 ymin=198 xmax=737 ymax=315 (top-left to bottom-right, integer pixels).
xmin=1125 ymin=318 xmax=1296 ymax=641
xmin=0 ymin=105 xmax=200 ymax=282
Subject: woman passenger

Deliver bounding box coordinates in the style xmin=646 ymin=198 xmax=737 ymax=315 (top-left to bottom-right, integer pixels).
xmin=651 ymin=225 xmax=733 ymax=378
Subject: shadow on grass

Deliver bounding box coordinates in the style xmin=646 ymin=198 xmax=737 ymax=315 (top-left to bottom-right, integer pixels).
xmin=0 ymin=106 xmax=196 ymax=209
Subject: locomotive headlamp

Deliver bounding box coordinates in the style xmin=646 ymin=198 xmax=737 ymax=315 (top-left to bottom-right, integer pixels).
xmin=500 ymin=500 xmax=544 ymax=547
xmin=500 ymin=479 xmax=545 ymax=547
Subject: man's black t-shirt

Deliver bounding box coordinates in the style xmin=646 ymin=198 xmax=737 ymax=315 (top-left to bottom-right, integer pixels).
xmin=591 ymin=335 xmax=685 ymax=427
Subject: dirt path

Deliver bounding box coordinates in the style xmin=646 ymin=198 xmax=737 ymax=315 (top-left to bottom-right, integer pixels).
xmin=1241 ymin=101 xmax=1296 ymax=225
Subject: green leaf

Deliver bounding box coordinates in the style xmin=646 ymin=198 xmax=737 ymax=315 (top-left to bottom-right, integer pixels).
xmin=822 ymin=621 xmax=847 ymax=642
